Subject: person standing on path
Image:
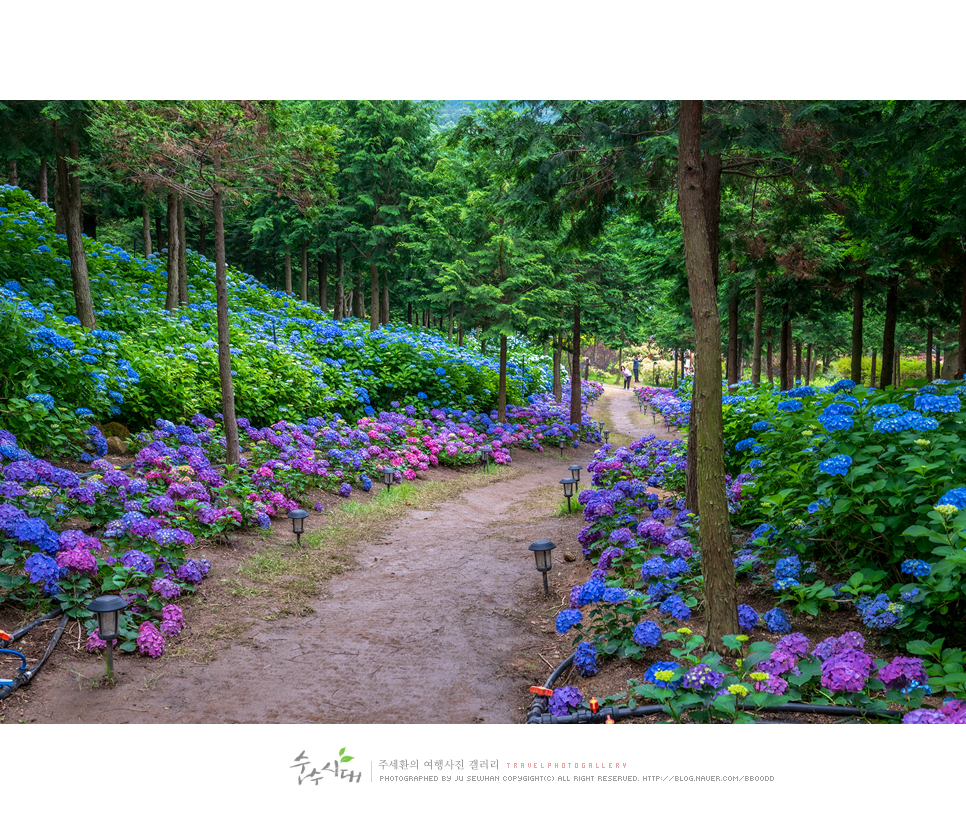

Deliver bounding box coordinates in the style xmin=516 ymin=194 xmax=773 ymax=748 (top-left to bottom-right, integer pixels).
xmin=632 ymin=356 xmax=640 ymax=383
xmin=621 ymin=364 xmax=632 ymax=389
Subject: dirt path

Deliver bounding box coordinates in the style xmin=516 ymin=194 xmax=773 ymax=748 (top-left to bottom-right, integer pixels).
xmin=3 ymin=385 xmax=661 ymax=724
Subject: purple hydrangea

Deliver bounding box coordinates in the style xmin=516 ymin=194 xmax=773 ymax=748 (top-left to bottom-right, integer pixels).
xmin=664 ymin=538 xmax=693 ymax=560
xmin=339 ymin=482 xmax=352 ymax=497
xmin=901 ymin=709 xmax=949 ymax=724
xmin=878 ymin=656 xmax=928 ymax=690
xmin=821 ymin=648 xmax=876 ymax=693
xmin=176 ymin=559 xmax=204 ymax=584
xmin=774 ymin=632 xmax=810 ymax=659
xmin=121 ymin=550 xmax=155 ymax=574
xmin=549 ymin=686 xmax=582 ymax=717
xmin=681 ymin=664 xmax=726 ymax=691
xmin=85 ymin=628 xmax=108 ymax=653
xmin=151 ymin=577 xmax=182 ymax=600
xmin=56 ymin=547 xmax=98 ymax=575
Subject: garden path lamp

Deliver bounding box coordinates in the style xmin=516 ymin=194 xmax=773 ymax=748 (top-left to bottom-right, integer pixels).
xmin=480 ymin=447 xmax=492 ymax=473
xmin=87 ymin=594 xmax=127 ymax=676
xmin=382 ymin=465 xmax=395 ymax=491
xmin=568 ymin=464 xmax=582 ymax=492
xmin=529 ymin=540 xmax=556 ymax=595
xmin=559 ymin=478 xmax=576 ymax=514
xmin=287 ymin=508 xmax=309 ymax=546
xmin=603 ymin=429 xmax=610 ymax=444
xmin=558 ymin=436 xmax=566 ymax=456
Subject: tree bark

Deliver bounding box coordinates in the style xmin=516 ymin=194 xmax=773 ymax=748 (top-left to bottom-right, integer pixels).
xmin=677 ymin=100 xmax=736 ymax=652
xmin=926 ymin=324 xmax=933 ymax=382
xmin=795 ymin=340 xmax=803 ymax=384
xmin=498 ymin=334 xmax=508 ymax=424
xmin=880 ymin=276 xmax=898 ymax=387
xmin=39 ymin=159 xmax=48 ymax=204
xmin=300 ymin=240 xmax=308 ymax=303
xmin=553 ymin=333 xmax=563 ymax=403
xmin=334 ymin=246 xmax=344 ymax=320
xmin=142 ymin=202 xmax=152 ymax=256
xmin=569 ymin=305 xmax=582 ymax=428
xmin=751 ymin=280 xmax=763 ymax=385
xmin=936 ymin=333 xmax=942 ymax=378
xmin=851 ymin=278 xmax=864 ymax=383
xmin=55 ymin=135 xmax=95 ymax=329
xmin=8 ymin=159 xmax=16 ymax=186
xmin=766 ymin=332 xmax=773 ymax=384
xmin=381 ymin=276 xmax=389 ymax=326
xmin=727 ymin=292 xmax=739 ymax=387
xmin=284 ymin=246 xmax=292 ymax=296
xmin=805 ymin=343 xmax=813 ymax=385
xmin=959 ymin=262 xmax=966 ymax=379
xmin=353 ymin=270 xmax=365 ymax=319
xmin=177 ymin=196 xmax=188 ymax=305
xmin=212 ymin=150 xmax=240 ymax=469
xmin=165 ymin=191 xmax=180 ymax=310
xmin=319 ymin=253 xmax=328 ymax=313
xmin=871 ymin=350 xmax=877 ymax=387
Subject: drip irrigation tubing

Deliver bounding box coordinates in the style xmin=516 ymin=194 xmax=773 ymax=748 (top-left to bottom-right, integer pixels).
xmin=525 ymin=652 xmax=903 ymax=724
xmin=0 ymin=608 xmax=68 ymax=702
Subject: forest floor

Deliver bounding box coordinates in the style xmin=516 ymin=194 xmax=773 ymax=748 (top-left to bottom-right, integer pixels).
xmin=1 ymin=384 xmax=653 ymax=724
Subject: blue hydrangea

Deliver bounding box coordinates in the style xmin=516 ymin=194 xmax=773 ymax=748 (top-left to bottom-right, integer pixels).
xmin=819 ymin=454 xmax=853 ymax=476
xmin=737 ymin=604 xmax=759 ymax=632
xmin=659 ymin=594 xmax=691 ymax=621
xmin=555 ymin=608 xmax=583 ymax=634
xmin=937 ymin=487 xmax=966 ymax=510
xmin=640 ymin=556 xmax=670 ymax=581
xmin=752 ymin=420 xmax=772 ymax=432
xmin=573 ymin=642 xmax=599 ymax=676
xmin=775 ymin=555 xmax=801 ymax=580
xmin=763 ymin=607 xmax=791 ymax=634
xmin=858 ymin=593 xmax=903 ymax=629
xmin=632 ymin=621 xmax=662 ymax=648
xmin=914 ymin=394 xmax=960 ymax=414
xmin=776 ymin=400 xmax=803 ymax=413
xmin=735 ymin=438 xmax=757 ymax=452
xmin=773 ymin=577 xmax=800 ymax=592
xmin=602 ymin=586 xmax=628 ymax=603
xmin=819 ymin=414 xmax=854 ymax=432
xmin=643 ymin=660 xmax=682 ymax=688
xmin=901 ymin=559 xmax=931 ymax=578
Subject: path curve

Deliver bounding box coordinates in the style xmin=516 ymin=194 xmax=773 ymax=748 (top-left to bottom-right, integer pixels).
xmin=11 ymin=385 xmax=654 ymax=724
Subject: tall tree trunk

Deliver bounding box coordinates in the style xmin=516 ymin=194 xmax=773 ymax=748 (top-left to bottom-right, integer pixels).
xmin=752 ymin=281 xmax=763 ymax=385
xmin=8 ymin=159 xmax=16 ymax=186
xmin=407 ymin=301 xmax=412 ymax=325
xmin=177 ymin=196 xmax=188 ymax=304
xmin=381 ymin=276 xmax=389 ymax=326
xmin=353 ymin=270 xmax=365 ymax=319
xmin=936 ymin=333 xmax=942 ymax=378
xmin=871 ymin=350 xmax=877 ymax=387
xmin=569 ymin=305 xmax=582 ymax=428
xmin=284 ymin=246 xmax=292 ymax=296
xmin=212 ymin=150 xmax=239 ymax=469
xmin=318 ymin=253 xmax=328 ymax=313
xmin=851 ymin=277 xmax=864 ymax=383
xmin=880 ymin=276 xmax=898 ymax=387
xmin=39 ymin=158 xmax=48 ymax=204
xmin=300 ymin=240 xmax=308 ymax=303
xmin=142 ymin=202 xmax=152 ymax=256
xmin=779 ymin=315 xmax=790 ymax=391
xmin=677 ymin=100 xmax=735 ymax=652
xmin=55 ymin=137 xmax=95 ymax=330
xmin=727 ymin=292 xmax=739 ymax=387
xmin=926 ymin=324 xmax=933 ymax=382
xmin=334 ymin=246 xmax=344 ymax=320
xmin=805 ymin=343 xmax=813 ymax=385
xmin=766 ymin=332 xmax=774 ymax=384
xmin=553 ymin=333 xmax=563 ymax=403
xmin=165 ymin=191 xmax=180 ymax=310
xmin=795 ymin=340 xmax=803 ymax=384
xmin=458 ymin=319 xmax=464 ymax=348
xmin=959 ymin=262 xmax=966 ymax=379
xmin=498 ymin=334 xmax=508 ymax=424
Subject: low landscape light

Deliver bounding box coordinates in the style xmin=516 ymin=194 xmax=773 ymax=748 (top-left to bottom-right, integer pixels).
xmin=558 ymin=436 xmax=566 ymax=456
xmin=603 ymin=429 xmax=610 ymax=444
xmin=568 ymin=464 xmax=582 ymax=492
xmin=480 ymin=446 xmax=492 ymax=473
xmin=87 ymin=594 xmax=128 ymax=676
xmin=560 ymin=478 xmax=577 ymax=514
xmin=382 ymin=466 xmax=395 ymax=490
xmin=287 ymin=508 xmax=309 ymax=546
xmin=529 ymin=540 xmax=556 ymax=594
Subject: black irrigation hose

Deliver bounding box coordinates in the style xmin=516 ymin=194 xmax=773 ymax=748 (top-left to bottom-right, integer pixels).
xmin=525 ymin=653 xmax=903 ymax=724
xmin=7 ymin=608 xmax=63 ymax=642
xmin=0 ymin=608 xmax=68 ymax=702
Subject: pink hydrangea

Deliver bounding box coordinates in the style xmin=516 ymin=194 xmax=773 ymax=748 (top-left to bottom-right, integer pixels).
xmin=57 ymin=547 xmax=98 ymax=575
xmin=85 ymin=628 xmax=108 ymax=653
xmin=136 ymin=621 xmax=165 ymax=658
